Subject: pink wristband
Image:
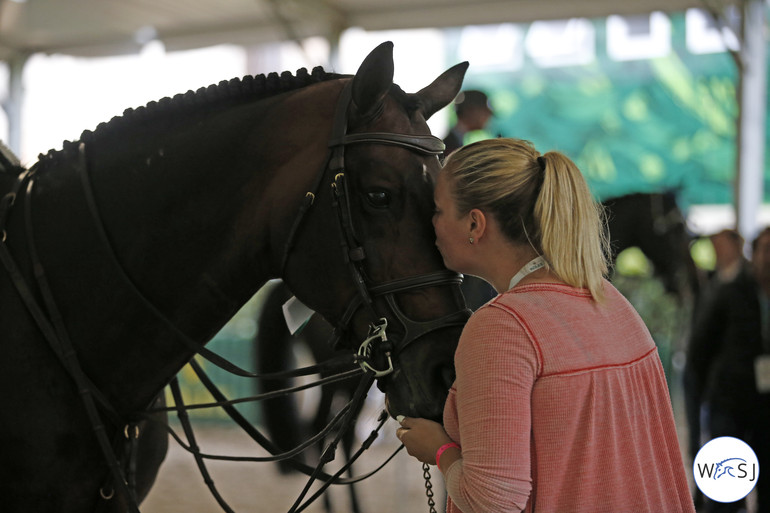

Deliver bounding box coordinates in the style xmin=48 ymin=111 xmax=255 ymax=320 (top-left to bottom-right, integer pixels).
xmin=435 ymin=442 xmax=460 ymax=471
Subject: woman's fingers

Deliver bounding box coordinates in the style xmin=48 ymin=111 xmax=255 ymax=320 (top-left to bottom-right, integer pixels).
xmin=395 ymin=416 xmax=411 ymax=444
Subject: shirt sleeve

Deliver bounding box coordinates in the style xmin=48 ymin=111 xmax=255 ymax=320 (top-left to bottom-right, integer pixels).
xmin=444 ymin=303 xmax=539 ymax=512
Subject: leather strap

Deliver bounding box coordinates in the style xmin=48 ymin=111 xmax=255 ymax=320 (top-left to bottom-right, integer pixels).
xmin=0 ymin=150 xmax=140 ymax=512
xmin=331 ymin=132 xmax=445 ymax=155
xmin=0 ymin=167 xmax=32 ymax=239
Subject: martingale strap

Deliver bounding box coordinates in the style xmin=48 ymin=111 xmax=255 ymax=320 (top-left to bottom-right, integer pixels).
xmin=0 ymin=155 xmax=141 ymax=512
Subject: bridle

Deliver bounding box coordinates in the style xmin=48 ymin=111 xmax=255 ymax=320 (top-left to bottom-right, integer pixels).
xmin=0 ymin=77 xmax=470 ymax=513
xmin=280 ymin=79 xmax=471 ymax=377
xmin=271 ymin=80 xmax=471 ymax=512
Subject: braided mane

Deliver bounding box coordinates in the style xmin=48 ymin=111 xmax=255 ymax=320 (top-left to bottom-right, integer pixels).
xmin=40 ymin=66 xmax=342 ymax=161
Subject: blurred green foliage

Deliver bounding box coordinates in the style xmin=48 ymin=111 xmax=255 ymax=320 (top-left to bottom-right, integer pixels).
xmin=454 ymin=13 xmax=769 ymax=208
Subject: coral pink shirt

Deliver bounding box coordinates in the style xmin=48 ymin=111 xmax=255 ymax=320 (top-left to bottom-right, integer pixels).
xmin=442 ymin=281 xmax=694 ymax=513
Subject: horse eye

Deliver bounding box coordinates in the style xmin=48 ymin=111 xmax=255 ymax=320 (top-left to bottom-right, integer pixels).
xmin=366 ymin=191 xmax=391 ymax=208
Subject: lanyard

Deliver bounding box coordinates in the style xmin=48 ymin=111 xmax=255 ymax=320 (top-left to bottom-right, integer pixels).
xmin=508 ymin=256 xmax=546 ymax=290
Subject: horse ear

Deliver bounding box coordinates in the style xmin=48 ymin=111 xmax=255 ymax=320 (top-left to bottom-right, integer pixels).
xmin=415 ymin=61 xmax=469 ymax=121
xmin=351 ymin=41 xmax=395 ymax=118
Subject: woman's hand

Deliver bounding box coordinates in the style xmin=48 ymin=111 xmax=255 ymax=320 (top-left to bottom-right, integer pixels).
xmin=395 ymin=416 xmax=454 ymax=464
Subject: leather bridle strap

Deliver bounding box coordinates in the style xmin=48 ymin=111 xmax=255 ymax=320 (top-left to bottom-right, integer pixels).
xmin=331 ymin=270 xmax=471 ymax=352
xmin=328 ymin=132 xmax=445 ymax=155
xmin=322 ymin=81 xmax=460 ymax=343
xmin=279 ymin=77 xmax=446 ymax=278
xmin=277 ymin=78 xmax=467 ymax=369
xmin=0 ymin=160 xmax=141 ymax=512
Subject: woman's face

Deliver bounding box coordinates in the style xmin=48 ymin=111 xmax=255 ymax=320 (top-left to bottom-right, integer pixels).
xmin=433 ymin=172 xmax=472 ymax=273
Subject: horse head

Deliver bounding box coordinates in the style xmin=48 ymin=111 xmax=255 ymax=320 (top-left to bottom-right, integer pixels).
xmin=281 ymin=42 xmax=470 ymax=422
xmin=605 ymin=191 xmax=702 ymax=303
xmin=642 ymin=191 xmax=702 ymax=302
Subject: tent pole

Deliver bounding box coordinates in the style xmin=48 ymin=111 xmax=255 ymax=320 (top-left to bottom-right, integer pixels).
xmin=735 ymin=0 xmax=766 ymax=242
xmin=3 ymin=52 xmax=28 ymax=156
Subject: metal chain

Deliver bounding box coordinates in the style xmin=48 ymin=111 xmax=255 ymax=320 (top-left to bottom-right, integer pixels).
xmin=422 ymin=462 xmax=438 ymax=513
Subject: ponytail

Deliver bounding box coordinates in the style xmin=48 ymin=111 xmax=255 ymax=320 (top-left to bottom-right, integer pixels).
xmin=535 ymin=152 xmax=609 ymax=301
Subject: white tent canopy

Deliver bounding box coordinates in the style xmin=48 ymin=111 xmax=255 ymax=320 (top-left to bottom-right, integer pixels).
xmin=0 ymin=0 xmax=738 ymax=59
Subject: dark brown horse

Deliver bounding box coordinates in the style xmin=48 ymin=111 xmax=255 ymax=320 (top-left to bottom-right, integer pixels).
xmin=0 ymin=42 xmax=469 ymax=512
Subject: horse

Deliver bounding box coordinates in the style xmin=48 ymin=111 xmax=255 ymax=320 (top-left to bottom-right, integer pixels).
xmin=601 ymin=191 xmax=702 ymax=303
xmin=255 ymin=279 xmax=365 ymax=513
xmin=0 ymin=41 xmax=471 ymax=513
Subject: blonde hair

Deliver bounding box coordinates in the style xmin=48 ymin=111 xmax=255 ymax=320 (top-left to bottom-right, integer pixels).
xmin=443 ymin=138 xmax=609 ymax=301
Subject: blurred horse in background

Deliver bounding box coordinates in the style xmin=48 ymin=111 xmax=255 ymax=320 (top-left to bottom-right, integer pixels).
xmin=602 ymin=191 xmax=702 ymax=304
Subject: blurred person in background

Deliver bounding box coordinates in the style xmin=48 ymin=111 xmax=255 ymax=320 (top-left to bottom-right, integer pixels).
xmin=685 ymin=228 xmax=747 ymax=509
xmin=443 ymin=90 xmax=494 ymax=157
xmin=687 ymin=227 xmax=770 ymax=513
xmin=708 ymin=228 xmax=746 ymax=287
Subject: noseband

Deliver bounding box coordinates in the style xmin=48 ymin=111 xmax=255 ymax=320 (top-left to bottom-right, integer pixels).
xmin=280 ymin=79 xmax=470 ymax=376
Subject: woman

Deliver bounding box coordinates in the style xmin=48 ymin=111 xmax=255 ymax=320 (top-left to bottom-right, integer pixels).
xmin=396 ymin=138 xmax=694 ymax=512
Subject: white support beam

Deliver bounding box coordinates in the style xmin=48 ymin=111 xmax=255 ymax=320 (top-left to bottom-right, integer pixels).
xmin=2 ymin=53 xmax=28 ymax=156
xmin=736 ymin=0 xmax=767 ymax=242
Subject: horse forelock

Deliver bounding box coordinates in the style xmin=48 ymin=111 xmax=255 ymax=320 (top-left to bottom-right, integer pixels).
xmin=37 ymin=66 xmax=343 ymax=163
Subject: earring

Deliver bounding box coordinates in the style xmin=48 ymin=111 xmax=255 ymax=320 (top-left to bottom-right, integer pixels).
xmin=469 ymin=237 xmax=474 ymax=244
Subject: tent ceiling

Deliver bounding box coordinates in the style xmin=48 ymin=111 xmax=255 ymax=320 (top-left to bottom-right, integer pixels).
xmin=0 ymin=0 xmax=735 ymax=60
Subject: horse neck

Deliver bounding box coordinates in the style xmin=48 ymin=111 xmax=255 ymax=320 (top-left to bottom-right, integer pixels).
xmin=36 ymin=84 xmax=338 ymax=414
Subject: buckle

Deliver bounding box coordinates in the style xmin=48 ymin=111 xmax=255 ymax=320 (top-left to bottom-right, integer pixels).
xmin=357 ymin=318 xmax=394 ymax=378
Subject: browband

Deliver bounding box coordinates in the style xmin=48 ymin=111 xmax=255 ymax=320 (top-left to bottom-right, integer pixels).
xmin=330 ymin=132 xmax=445 ymax=156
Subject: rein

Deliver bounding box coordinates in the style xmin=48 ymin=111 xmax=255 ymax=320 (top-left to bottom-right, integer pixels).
xmin=0 ymin=164 xmax=142 ymax=513
xmin=164 ymin=366 xmax=397 ymax=513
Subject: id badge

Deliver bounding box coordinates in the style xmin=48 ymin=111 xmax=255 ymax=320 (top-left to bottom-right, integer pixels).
xmin=756 ymin=354 xmax=770 ymax=393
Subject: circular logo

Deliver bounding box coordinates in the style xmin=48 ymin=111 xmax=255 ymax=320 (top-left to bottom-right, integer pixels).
xmin=694 ymin=436 xmax=759 ymax=503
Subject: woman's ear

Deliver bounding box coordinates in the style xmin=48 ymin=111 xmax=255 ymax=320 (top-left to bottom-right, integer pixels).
xmin=469 ymin=209 xmax=487 ymax=240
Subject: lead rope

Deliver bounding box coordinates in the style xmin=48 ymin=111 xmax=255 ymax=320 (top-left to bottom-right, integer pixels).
xmin=423 ymin=462 xmax=438 ymax=513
